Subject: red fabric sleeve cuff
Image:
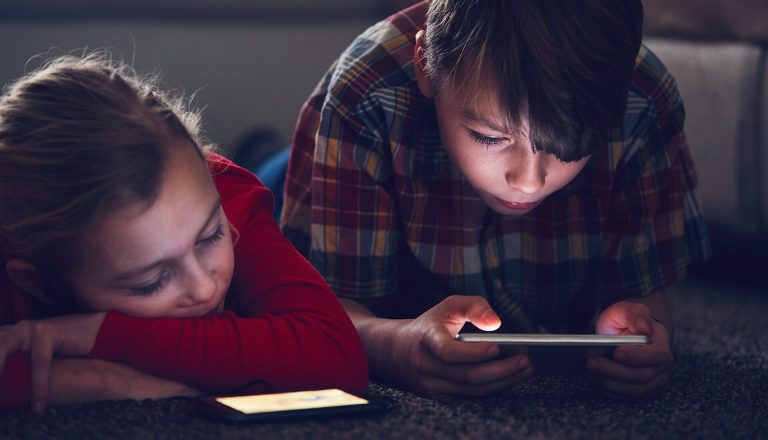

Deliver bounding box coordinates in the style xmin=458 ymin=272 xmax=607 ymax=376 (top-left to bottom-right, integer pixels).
xmin=0 ymin=353 xmax=31 ymax=410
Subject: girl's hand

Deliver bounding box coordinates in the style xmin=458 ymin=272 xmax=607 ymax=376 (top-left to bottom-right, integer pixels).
xmin=387 ymin=295 xmax=533 ymax=397
xmin=0 ymin=313 xmax=106 ymax=412
xmin=586 ymin=301 xmax=673 ymax=398
xmin=47 ymin=358 xmax=201 ymax=407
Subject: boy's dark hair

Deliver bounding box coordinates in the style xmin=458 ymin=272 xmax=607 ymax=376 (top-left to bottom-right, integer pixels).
xmin=424 ymin=0 xmax=644 ymax=162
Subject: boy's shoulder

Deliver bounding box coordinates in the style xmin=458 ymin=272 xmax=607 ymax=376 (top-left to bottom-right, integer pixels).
xmin=325 ymin=2 xmax=427 ymax=110
xmin=606 ymin=45 xmax=686 ymax=174
xmin=628 ymin=44 xmax=683 ymax=118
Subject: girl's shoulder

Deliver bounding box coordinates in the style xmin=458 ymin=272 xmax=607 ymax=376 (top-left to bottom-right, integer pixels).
xmin=206 ymin=152 xmax=268 ymax=190
xmin=205 ymin=152 xmax=275 ymax=227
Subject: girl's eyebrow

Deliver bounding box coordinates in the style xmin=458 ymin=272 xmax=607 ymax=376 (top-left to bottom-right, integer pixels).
xmin=195 ymin=196 xmax=223 ymax=238
xmin=111 ymin=197 xmax=222 ymax=283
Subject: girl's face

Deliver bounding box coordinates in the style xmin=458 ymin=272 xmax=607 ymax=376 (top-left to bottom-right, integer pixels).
xmin=66 ymin=142 xmax=235 ymax=318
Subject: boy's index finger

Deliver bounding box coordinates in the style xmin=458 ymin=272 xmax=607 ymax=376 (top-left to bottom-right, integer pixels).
xmin=614 ymin=340 xmax=672 ymax=367
xmin=425 ymin=333 xmax=499 ymax=364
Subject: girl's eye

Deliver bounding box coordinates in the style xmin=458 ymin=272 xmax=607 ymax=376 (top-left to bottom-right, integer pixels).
xmin=132 ymin=270 xmax=171 ymax=296
xmin=198 ymin=223 xmax=225 ymax=247
xmin=469 ymin=130 xmax=505 ymax=147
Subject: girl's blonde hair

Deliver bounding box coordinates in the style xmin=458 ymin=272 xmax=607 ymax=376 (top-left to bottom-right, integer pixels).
xmin=0 ymin=52 xmax=211 ymax=290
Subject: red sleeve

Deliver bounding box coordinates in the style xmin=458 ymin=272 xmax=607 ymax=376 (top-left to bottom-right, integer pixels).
xmin=89 ymin=155 xmax=368 ymax=394
xmin=0 ymin=260 xmax=34 ymax=410
xmin=0 ymin=353 xmax=31 ymax=410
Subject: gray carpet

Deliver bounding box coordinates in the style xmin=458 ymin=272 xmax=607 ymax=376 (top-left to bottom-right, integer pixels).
xmin=2 ymin=263 xmax=767 ymax=439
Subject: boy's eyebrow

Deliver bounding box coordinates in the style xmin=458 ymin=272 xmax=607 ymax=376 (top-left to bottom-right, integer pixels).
xmin=111 ymin=197 xmax=222 ymax=283
xmin=461 ymin=109 xmax=508 ymax=133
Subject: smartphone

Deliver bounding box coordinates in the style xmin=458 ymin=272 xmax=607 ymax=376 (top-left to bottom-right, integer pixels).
xmin=456 ymin=333 xmax=650 ymax=374
xmin=198 ymin=388 xmax=389 ymax=423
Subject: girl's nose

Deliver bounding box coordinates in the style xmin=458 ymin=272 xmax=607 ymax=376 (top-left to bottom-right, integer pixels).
xmin=183 ymin=259 xmax=217 ymax=305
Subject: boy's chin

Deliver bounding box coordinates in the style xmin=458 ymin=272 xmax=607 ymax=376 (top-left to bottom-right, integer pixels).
xmin=489 ymin=206 xmax=529 ymax=217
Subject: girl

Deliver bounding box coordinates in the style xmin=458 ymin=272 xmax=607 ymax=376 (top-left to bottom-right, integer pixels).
xmin=0 ymin=54 xmax=367 ymax=412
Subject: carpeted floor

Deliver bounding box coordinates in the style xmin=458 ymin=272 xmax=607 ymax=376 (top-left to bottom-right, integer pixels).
xmin=1 ymin=263 xmax=766 ymax=439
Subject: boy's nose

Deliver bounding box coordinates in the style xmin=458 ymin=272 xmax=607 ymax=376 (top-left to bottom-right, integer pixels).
xmin=504 ymin=151 xmax=545 ymax=194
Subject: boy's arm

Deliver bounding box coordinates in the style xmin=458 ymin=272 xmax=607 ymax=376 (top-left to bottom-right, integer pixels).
xmin=338 ymin=296 xmax=533 ymax=397
xmin=584 ymin=59 xmax=705 ymax=398
xmin=594 ymin=53 xmax=710 ymax=312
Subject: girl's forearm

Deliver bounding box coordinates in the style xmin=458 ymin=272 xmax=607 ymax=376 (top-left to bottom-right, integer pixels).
xmin=90 ymin=300 xmax=368 ymax=393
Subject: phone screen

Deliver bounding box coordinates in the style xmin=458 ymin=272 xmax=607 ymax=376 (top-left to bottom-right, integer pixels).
xmin=214 ymin=389 xmax=369 ymax=415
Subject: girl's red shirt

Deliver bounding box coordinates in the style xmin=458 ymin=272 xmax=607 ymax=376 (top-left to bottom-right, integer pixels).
xmin=0 ymin=154 xmax=368 ymax=410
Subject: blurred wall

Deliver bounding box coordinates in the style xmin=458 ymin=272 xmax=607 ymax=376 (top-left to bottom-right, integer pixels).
xmin=0 ymin=1 xmax=393 ymax=155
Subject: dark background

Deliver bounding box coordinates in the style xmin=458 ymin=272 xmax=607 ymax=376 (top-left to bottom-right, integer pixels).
xmin=0 ymin=1 xmax=766 ymax=437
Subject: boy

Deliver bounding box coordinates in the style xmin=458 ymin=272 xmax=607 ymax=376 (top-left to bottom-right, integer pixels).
xmin=282 ymin=0 xmax=710 ymax=398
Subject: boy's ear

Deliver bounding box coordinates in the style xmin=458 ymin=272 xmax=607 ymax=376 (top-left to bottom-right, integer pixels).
xmin=5 ymin=259 xmax=57 ymax=305
xmin=413 ymin=30 xmax=435 ymax=98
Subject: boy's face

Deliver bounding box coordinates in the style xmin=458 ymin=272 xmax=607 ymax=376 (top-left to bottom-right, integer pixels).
xmin=431 ymin=82 xmax=590 ymax=217
xmin=413 ymin=30 xmax=589 ymax=217
xmin=66 ymin=141 xmax=235 ymax=318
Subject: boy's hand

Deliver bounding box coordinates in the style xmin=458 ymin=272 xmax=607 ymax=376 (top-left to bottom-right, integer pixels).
xmin=587 ymin=301 xmax=672 ymax=398
xmin=0 ymin=313 xmax=105 ymax=412
xmin=388 ymin=295 xmax=532 ymax=397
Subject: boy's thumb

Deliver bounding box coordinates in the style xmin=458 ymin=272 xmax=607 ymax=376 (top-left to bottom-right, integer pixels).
xmin=633 ymin=317 xmax=652 ymax=335
xmin=468 ymin=305 xmax=501 ymax=331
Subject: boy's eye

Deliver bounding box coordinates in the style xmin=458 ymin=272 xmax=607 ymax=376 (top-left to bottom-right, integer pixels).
xmin=469 ymin=130 xmax=504 ymax=147
xmin=132 ymin=269 xmax=171 ymax=296
xmin=198 ymin=223 xmax=225 ymax=247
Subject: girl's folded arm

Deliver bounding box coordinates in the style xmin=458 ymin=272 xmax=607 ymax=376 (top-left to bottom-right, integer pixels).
xmin=90 ymin=285 xmax=367 ymax=393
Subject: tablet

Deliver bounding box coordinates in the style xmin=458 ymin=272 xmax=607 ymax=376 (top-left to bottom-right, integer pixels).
xmin=456 ymin=333 xmax=650 ymax=374
xmin=456 ymin=333 xmax=649 ymax=346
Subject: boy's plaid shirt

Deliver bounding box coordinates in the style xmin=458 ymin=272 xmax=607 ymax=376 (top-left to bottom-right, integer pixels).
xmin=281 ymin=3 xmax=711 ymax=332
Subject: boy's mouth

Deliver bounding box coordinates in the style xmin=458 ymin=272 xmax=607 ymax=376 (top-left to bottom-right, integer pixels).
xmin=495 ymin=197 xmax=540 ymax=211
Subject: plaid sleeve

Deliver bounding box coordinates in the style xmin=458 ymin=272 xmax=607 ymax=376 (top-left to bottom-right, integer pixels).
xmin=281 ymin=68 xmax=332 ymax=259
xmin=283 ymin=84 xmax=402 ymax=299
xmin=594 ymin=66 xmax=711 ymax=304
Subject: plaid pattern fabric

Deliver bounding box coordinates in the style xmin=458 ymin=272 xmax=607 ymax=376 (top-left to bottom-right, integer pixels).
xmin=281 ymin=3 xmax=711 ymax=332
